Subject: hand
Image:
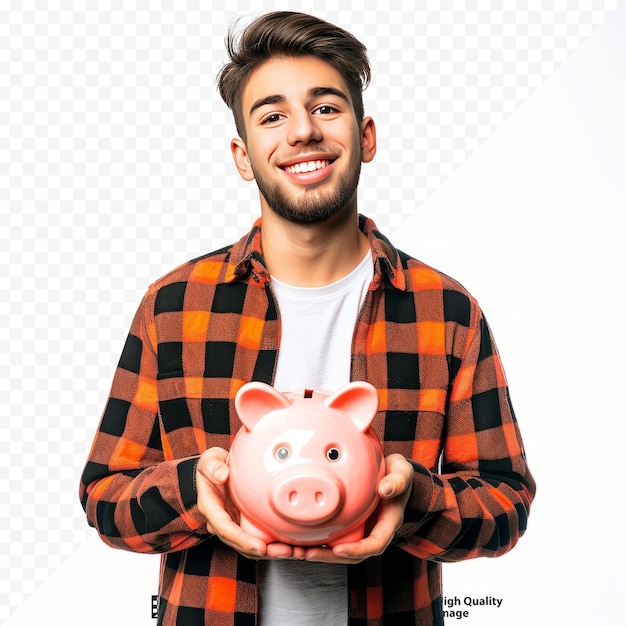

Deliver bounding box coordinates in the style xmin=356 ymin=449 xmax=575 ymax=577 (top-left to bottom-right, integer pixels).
xmin=195 ymin=447 xmax=305 ymax=560
xmin=304 ymin=453 xmax=414 ymax=564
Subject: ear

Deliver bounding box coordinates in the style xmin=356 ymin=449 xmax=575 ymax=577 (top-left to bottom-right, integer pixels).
xmin=235 ymin=381 xmax=290 ymax=431
xmin=324 ymin=381 xmax=379 ymax=432
xmin=231 ymin=138 xmax=255 ymax=182
xmin=360 ymin=117 xmax=377 ymax=164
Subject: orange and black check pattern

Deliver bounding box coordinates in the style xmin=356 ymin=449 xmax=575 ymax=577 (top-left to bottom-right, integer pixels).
xmin=80 ymin=215 xmax=535 ymax=625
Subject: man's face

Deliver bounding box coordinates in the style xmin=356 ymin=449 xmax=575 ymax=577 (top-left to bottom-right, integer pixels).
xmin=231 ymin=56 xmax=376 ymax=224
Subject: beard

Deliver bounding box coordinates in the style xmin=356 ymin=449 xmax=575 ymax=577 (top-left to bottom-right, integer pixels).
xmin=250 ymin=155 xmax=362 ymax=225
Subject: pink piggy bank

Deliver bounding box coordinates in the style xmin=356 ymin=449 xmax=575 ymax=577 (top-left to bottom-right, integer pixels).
xmin=227 ymin=381 xmax=385 ymax=546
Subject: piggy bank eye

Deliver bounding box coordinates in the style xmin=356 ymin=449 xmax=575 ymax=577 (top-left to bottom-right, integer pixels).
xmin=276 ymin=446 xmax=290 ymax=461
xmin=326 ymin=447 xmax=341 ymax=462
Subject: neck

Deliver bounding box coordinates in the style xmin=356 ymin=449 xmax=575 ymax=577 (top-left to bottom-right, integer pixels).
xmin=260 ymin=206 xmax=370 ymax=287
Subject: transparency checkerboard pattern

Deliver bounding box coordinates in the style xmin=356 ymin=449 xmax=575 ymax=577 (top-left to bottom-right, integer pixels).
xmin=0 ymin=0 xmax=620 ymax=620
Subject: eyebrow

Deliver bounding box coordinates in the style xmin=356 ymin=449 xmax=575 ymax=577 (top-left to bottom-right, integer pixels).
xmin=249 ymin=86 xmax=350 ymax=117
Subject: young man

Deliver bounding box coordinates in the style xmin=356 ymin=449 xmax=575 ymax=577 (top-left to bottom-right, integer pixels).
xmin=80 ymin=11 xmax=535 ymax=626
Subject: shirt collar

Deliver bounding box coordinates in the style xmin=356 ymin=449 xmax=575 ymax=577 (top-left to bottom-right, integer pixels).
xmin=227 ymin=214 xmax=406 ymax=291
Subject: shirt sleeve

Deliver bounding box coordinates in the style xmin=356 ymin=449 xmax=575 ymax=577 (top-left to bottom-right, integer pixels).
xmin=396 ymin=303 xmax=536 ymax=562
xmin=78 ymin=291 xmax=209 ymax=554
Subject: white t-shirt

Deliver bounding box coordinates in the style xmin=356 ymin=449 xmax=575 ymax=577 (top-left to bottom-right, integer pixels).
xmin=257 ymin=251 xmax=374 ymax=626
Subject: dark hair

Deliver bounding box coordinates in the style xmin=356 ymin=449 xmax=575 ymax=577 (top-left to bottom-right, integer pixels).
xmin=217 ymin=11 xmax=370 ymax=140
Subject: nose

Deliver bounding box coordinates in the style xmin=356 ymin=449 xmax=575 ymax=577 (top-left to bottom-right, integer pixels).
xmin=286 ymin=109 xmax=322 ymax=145
xmin=271 ymin=474 xmax=343 ymax=524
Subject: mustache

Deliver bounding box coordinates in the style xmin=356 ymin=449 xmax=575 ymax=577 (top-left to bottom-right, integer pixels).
xmin=277 ymin=148 xmax=339 ymax=163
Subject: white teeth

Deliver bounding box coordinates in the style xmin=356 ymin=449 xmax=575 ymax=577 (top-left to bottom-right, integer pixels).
xmin=285 ymin=160 xmax=330 ymax=174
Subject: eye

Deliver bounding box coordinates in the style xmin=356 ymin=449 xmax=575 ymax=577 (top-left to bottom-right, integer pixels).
xmin=314 ymin=105 xmax=338 ymax=115
xmin=261 ymin=113 xmax=285 ymax=125
xmin=276 ymin=446 xmax=290 ymax=461
xmin=326 ymin=447 xmax=340 ymax=462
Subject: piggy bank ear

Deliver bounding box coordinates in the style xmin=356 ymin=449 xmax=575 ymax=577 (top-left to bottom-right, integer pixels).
xmin=324 ymin=381 xmax=379 ymax=432
xmin=235 ymin=382 xmax=290 ymax=431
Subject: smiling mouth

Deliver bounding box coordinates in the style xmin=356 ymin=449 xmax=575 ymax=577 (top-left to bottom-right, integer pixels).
xmin=282 ymin=159 xmax=334 ymax=174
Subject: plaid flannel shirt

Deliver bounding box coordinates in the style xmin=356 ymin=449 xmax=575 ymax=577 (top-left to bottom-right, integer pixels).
xmin=80 ymin=215 xmax=535 ymax=625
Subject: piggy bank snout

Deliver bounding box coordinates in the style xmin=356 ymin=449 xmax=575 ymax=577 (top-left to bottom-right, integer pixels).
xmin=271 ymin=474 xmax=343 ymax=525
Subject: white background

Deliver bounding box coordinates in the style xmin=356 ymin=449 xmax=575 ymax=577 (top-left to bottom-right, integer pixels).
xmin=2 ymin=2 xmax=625 ymax=624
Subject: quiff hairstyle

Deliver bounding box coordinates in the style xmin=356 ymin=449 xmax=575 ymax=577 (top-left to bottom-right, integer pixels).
xmin=217 ymin=11 xmax=371 ymax=141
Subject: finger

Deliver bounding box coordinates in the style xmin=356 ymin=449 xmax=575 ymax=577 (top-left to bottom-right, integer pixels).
xmin=331 ymin=494 xmax=407 ymax=561
xmin=291 ymin=545 xmax=307 ymax=560
xmin=207 ymin=505 xmax=267 ymax=557
xmin=304 ymin=545 xmax=349 ymax=564
xmin=332 ymin=517 xmax=395 ymax=560
xmin=378 ymin=454 xmax=413 ymax=499
xmin=209 ymin=462 xmax=230 ymax=484
xmin=266 ymin=543 xmax=305 ymax=559
xmin=197 ymin=447 xmax=230 ymax=484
